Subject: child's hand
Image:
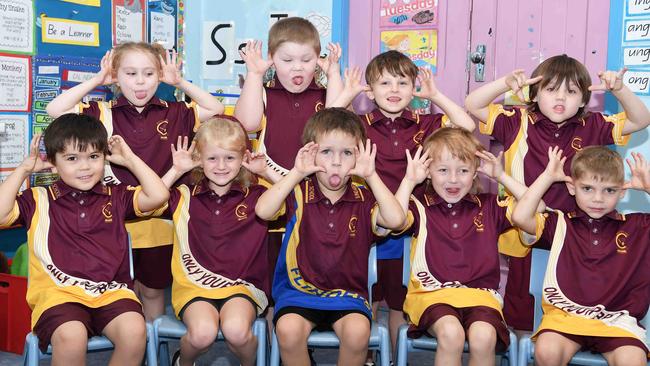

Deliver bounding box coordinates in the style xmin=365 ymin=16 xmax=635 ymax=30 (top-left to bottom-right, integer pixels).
xmin=106 ymin=135 xmax=135 ymax=167
xmin=476 ymin=150 xmax=505 ymax=181
xmin=317 ymin=42 xmax=342 ymax=77
xmin=404 ymin=146 xmax=431 ymax=185
xmin=170 ymin=136 xmax=198 ymax=174
xmin=349 ymin=139 xmax=377 ymax=179
xmin=624 ymin=152 xmax=650 ymax=192
xmin=239 ymin=40 xmax=273 ymax=76
xmin=543 ymin=146 xmax=571 ymax=183
xmin=242 ymin=150 xmax=268 ymax=176
xmin=342 ymin=67 xmax=369 ymax=96
xmin=505 ymin=69 xmax=543 ymax=102
xmin=413 ymin=67 xmax=439 ymax=100
xmin=94 ymin=50 xmax=114 ymax=86
xmin=160 ymin=49 xmax=182 ymax=87
xmin=294 ymin=142 xmax=325 ymax=177
xmin=589 ymin=68 xmax=627 ymax=93
xmin=18 ymin=135 xmax=53 ymax=173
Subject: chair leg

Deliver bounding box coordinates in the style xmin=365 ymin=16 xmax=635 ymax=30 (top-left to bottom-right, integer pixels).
xmin=145 ymin=323 xmax=158 ymax=366
xmin=517 ymin=337 xmax=532 ymax=366
xmin=270 ymin=329 xmax=281 ymax=366
xmin=377 ymin=325 xmax=391 ymax=366
xmin=254 ymin=318 xmax=267 ymax=366
xmin=395 ymin=324 xmax=409 ymax=366
xmin=159 ymin=341 xmax=171 ymax=366
xmin=23 ymin=333 xmax=40 ymax=366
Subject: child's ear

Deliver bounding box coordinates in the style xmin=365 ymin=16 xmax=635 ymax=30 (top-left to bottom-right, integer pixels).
xmin=365 ymin=88 xmax=375 ymax=100
xmin=565 ymin=179 xmax=576 ymax=196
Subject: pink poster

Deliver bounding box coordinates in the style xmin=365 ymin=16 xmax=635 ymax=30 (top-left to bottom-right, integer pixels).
xmin=379 ymin=0 xmax=438 ymax=28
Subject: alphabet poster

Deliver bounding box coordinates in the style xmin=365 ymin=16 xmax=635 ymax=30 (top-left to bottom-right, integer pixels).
xmin=0 ymin=113 xmax=29 ymax=169
xmin=0 ymin=53 xmax=31 ymax=112
xmin=0 ymin=0 xmax=34 ymax=54
xmin=619 ymin=1 xmax=650 ymax=95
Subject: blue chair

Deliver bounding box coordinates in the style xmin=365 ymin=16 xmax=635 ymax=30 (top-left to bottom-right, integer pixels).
xmin=517 ymin=248 xmax=650 ymax=366
xmin=395 ymin=238 xmax=518 ymax=366
xmin=269 ymin=245 xmax=392 ymax=366
xmin=153 ymin=314 xmax=268 ymax=366
xmin=22 ymin=236 xmax=158 ymax=365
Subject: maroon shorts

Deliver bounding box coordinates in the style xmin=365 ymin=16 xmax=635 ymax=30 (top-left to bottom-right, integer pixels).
xmin=503 ymin=254 xmax=534 ymax=331
xmin=409 ymin=304 xmax=510 ymax=352
xmin=371 ymin=258 xmax=407 ymax=310
xmin=32 ymin=299 xmax=143 ymax=352
xmin=537 ymin=329 xmax=650 ymax=357
xmin=132 ymin=245 xmax=173 ymax=289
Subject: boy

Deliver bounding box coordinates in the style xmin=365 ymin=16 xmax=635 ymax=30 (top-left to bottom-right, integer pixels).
xmin=0 ymin=114 xmax=169 ymax=365
xmin=255 ymin=108 xmax=405 ymax=366
xmin=331 ymin=50 xmax=475 ymax=355
xmin=464 ymin=55 xmax=650 ymax=331
xmin=512 ymin=146 xmax=649 ymax=366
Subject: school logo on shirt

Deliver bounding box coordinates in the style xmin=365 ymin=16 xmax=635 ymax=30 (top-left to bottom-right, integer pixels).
xmin=348 ymin=215 xmax=358 ymax=237
xmin=473 ymin=212 xmax=484 ymax=232
xmin=101 ymin=202 xmax=113 ymax=223
xmin=412 ymin=130 xmax=425 ymax=145
xmin=156 ymin=120 xmax=169 ymax=140
xmin=571 ymin=136 xmax=583 ymax=151
xmin=235 ymin=203 xmax=248 ymax=221
xmin=615 ymin=231 xmax=628 ymax=254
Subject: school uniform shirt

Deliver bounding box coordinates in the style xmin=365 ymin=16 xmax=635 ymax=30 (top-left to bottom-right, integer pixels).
xmin=529 ymin=208 xmax=649 ymax=352
xmin=155 ymin=181 xmax=270 ymax=317
xmin=361 ymin=108 xmax=449 ymax=259
xmin=0 ymin=181 xmax=148 ymax=327
xmin=272 ymin=177 xmax=386 ymax=318
xmin=258 ymin=76 xmax=326 ymax=175
xmin=76 ymin=96 xmax=200 ymax=249
xmin=402 ymin=191 xmax=518 ymax=327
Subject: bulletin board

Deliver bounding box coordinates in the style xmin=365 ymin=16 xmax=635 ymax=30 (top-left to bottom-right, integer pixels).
xmin=605 ymin=0 xmax=650 ymax=212
xmin=182 ymin=0 xmax=349 ymax=106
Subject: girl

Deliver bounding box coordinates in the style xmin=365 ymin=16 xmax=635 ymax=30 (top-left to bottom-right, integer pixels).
xmin=395 ymin=128 xmax=543 ymax=366
xmin=158 ymin=117 xmax=272 ymax=366
xmin=464 ymin=55 xmax=650 ymax=333
xmin=46 ymin=42 xmax=224 ymax=321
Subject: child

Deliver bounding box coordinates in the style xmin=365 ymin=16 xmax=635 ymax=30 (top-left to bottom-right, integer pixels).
xmin=331 ymin=50 xmax=475 ymax=357
xmin=395 ymin=127 xmax=543 ymax=366
xmin=255 ymin=108 xmax=405 ymax=366
xmin=46 ymin=42 xmax=224 ymax=321
xmin=464 ymin=54 xmax=650 ymax=331
xmin=0 ymin=114 xmax=169 ymax=365
xmin=156 ymin=118 xmax=273 ymax=366
xmin=512 ymin=146 xmax=649 ymax=366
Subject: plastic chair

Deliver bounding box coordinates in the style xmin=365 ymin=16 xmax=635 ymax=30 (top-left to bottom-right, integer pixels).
xmin=22 ymin=235 xmax=157 ymax=365
xmin=517 ymin=248 xmax=650 ymax=366
xmin=395 ymin=237 xmax=518 ymax=366
xmin=269 ymin=245 xmax=392 ymax=366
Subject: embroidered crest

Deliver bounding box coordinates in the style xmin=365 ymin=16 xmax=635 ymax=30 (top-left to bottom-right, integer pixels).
xmin=473 ymin=212 xmax=484 ymax=232
xmin=235 ymin=203 xmax=248 ymax=221
xmin=156 ymin=120 xmax=169 ymax=140
xmin=615 ymin=231 xmax=628 ymax=254
xmin=102 ymin=202 xmax=113 ymax=223
xmin=571 ymin=136 xmax=583 ymax=151
xmin=348 ymin=215 xmax=358 ymax=237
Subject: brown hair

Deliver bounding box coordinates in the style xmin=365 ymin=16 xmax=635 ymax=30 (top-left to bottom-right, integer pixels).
xmin=422 ymin=127 xmax=485 ymax=193
xmin=192 ymin=117 xmax=254 ymax=187
xmin=571 ymin=146 xmax=624 ymax=184
xmin=365 ymin=50 xmax=418 ymax=86
xmin=268 ymin=17 xmax=321 ymax=56
xmin=43 ymin=113 xmax=109 ymax=163
xmin=111 ymin=42 xmax=167 ymax=77
xmin=527 ymin=54 xmax=592 ymax=118
xmin=302 ymin=108 xmax=366 ymax=145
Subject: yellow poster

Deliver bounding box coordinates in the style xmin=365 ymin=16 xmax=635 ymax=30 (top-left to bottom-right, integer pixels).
xmin=41 ymin=16 xmax=100 ymax=47
xmin=380 ymin=29 xmax=437 ymax=73
xmin=61 ymin=0 xmax=100 ymax=6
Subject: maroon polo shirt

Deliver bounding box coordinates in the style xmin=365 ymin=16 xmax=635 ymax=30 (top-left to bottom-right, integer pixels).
xmin=540 ymin=209 xmax=650 ymax=320
xmin=408 ymin=191 xmax=514 ymax=290
xmin=263 ymin=76 xmax=326 ymax=170
xmin=361 ymin=109 xmax=445 ymax=193
xmin=13 ymin=181 xmax=139 ymax=284
xmin=487 ymin=107 xmax=626 ymax=211
xmin=161 ymin=181 xmax=269 ymax=292
xmin=287 ymin=177 xmax=382 ymax=300
xmin=80 ymin=96 xmax=198 ymax=186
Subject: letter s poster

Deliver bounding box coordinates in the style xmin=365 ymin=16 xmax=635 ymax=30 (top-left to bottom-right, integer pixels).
xmin=380 ymin=0 xmax=437 ymax=28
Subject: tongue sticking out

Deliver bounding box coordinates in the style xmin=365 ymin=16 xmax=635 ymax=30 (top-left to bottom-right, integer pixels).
xmin=135 ymin=91 xmax=148 ymax=100
xmin=292 ymin=76 xmax=304 ymax=86
xmin=329 ymin=175 xmax=342 ymax=187
xmin=447 ymin=188 xmax=460 ymax=195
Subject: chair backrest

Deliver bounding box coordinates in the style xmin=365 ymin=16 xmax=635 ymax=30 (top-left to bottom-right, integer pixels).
xmin=368 ymin=245 xmax=377 ymax=304
xmin=402 ymin=237 xmax=411 ymax=288
xmin=128 ymin=233 xmax=134 ymax=281
xmin=529 ymin=248 xmax=550 ymax=330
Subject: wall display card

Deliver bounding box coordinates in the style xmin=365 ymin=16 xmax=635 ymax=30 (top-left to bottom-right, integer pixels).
xmin=623 ymin=46 xmax=650 ymax=66
xmin=380 ymin=0 xmax=437 ymax=28
xmin=0 ymin=53 xmax=31 ymax=111
xmin=148 ymin=0 xmax=177 ymax=50
xmin=0 ymin=169 xmax=27 ymax=191
xmin=626 ymin=0 xmax=650 ymax=16
xmin=622 ymin=69 xmax=650 ymax=94
xmin=202 ymin=21 xmax=235 ymax=80
xmin=624 ymin=18 xmax=650 ymax=42
xmin=41 ymin=15 xmax=99 ymax=46
xmin=112 ymin=0 xmax=145 ymax=45
xmin=380 ymin=29 xmax=437 ymax=73
xmin=0 ymin=114 xmax=29 ymax=169
xmin=0 ymin=0 xmax=34 ymax=54
xmin=61 ymin=0 xmax=100 ymax=6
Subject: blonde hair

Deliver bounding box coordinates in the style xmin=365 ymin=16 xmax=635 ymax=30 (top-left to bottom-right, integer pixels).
xmin=192 ymin=117 xmax=254 ymax=187
xmin=268 ymin=17 xmax=320 ymax=56
xmin=422 ymin=127 xmax=485 ymax=193
xmin=111 ymin=42 xmax=167 ymax=77
xmin=571 ymin=146 xmax=624 ymax=184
